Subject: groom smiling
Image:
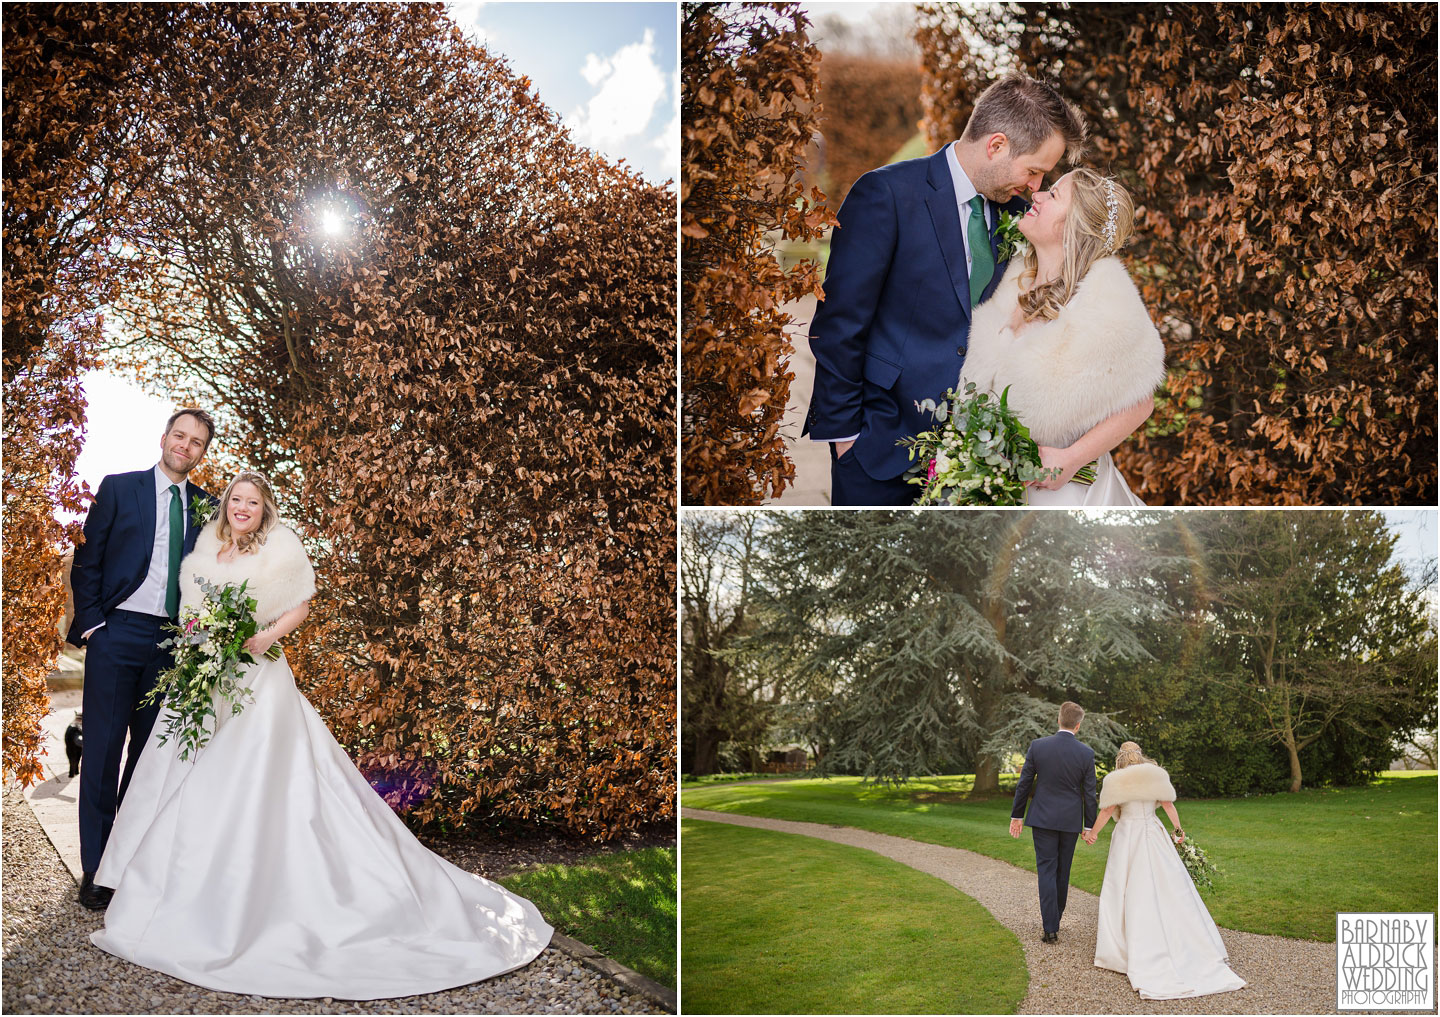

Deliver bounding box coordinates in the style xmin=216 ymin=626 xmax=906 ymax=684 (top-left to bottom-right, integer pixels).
xmin=803 ymin=72 xmax=1087 ymax=506
xmin=66 ymin=408 xmax=218 ymax=909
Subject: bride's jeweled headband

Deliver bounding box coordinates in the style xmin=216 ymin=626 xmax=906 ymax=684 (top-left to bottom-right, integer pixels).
xmin=1102 ymin=178 xmax=1120 ymax=252
xmin=227 ymin=469 xmax=278 ymax=502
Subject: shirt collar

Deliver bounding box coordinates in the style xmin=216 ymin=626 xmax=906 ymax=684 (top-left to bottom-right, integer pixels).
xmin=1056 ymin=729 xmax=1076 ymax=736
xmin=946 ymin=141 xmax=981 ymax=207
xmin=155 ymin=462 xmax=188 ymax=498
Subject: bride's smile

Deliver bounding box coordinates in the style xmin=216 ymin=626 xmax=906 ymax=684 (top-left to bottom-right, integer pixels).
xmin=227 ymin=484 xmax=263 ymax=535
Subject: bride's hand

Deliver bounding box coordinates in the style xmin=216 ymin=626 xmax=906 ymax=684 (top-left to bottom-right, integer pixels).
xmin=244 ymin=631 xmax=276 ymax=657
xmin=1033 ymin=446 xmax=1081 ymax=490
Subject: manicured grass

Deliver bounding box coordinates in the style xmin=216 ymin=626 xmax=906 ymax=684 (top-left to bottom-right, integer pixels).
xmin=681 ymin=819 xmax=1027 ymax=1015
xmin=499 ymin=847 xmax=676 ymax=988
xmin=682 ymin=772 xmax=1437 ymax=942
xmin=680 ymin=772 xmax=811 ymax=788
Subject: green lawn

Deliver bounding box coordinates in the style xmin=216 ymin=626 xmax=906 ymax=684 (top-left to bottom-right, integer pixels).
xmin=499 ymin=846 xmax=676 ymax=988
xmin=680 ymin=772 xmax=810 ymax=789
xmin=681 ymin=819 xmax=1027 ymax=1015
xmin=683 ymin=772 xmax=1437 ymax=941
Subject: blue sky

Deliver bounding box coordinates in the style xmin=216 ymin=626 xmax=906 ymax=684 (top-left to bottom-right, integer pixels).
xmin=446 ymin=2 xmax=677 ymax=186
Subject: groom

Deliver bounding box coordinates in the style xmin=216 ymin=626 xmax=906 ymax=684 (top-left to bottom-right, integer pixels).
xmin=66 ymin=408 xmax=218 ymax=909
xmin=803 ymin=72 xmax=1087 ymax=505
xmin=1008 ymin=700 xmax=1098 ymax=943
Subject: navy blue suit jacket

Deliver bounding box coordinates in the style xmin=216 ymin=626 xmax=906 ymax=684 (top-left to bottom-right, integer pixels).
xmin=67 ymin=469 xmax=217 ymax=646
xmin=1010 ymin=730 xmax=1098 ymax=833
xmin=804 ymin=147 xmax=1028 ymax=481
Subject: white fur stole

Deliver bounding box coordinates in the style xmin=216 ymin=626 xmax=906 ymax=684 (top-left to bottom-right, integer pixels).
xmin=959 ymin=257 xmax=1166 ymax=448
xmin=179 ymin=521 xmax=316 ymax=626
xmin=1098 ymin=762 xmax=1177 ymax=808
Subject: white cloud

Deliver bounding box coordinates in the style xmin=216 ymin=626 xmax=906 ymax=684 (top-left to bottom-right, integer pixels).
xmin=566 ymin=29 xmax=667 ymax=159
xmin=650 ymin=69 xmax=679 ymax=181
xmin=446 ymin=1 xmax=489 ymax=44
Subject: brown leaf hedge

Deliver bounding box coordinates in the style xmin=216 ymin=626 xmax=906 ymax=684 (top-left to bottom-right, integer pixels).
xmin=916 ymin=2 xmax=1436 ymax=505
xmin=3 ymin=3 xmax=675 ymax=838
xmin=681 ymin=2 xmax=835 ymax=505
xmin=2 ymin=4 xmax=145 ymax=786
xmin=816 ymin=53 xmax=924 ymax=209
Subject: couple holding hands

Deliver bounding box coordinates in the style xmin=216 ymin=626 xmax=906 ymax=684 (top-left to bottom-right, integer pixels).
xmin=1008 ymin=702 xmax=1246 ymax=1001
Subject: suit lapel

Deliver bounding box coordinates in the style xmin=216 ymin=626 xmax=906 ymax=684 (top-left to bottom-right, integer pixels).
xmin=183 ymin=487 xmax=196 ymax=553
xmin=987 ymin=199 xmax=1003 ymax=262
xmin=183 ymin=489 xmax=211 ymax=554
xmin=136 ymin=470 xmax=157 ymax=577
xmin=924 ymin=148 xmax=972 ymax=321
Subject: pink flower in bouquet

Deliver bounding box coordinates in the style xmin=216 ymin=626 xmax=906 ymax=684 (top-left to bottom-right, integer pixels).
xmin=185 ymin=617 xmax=200 ymax=634
xmin=927 ymin=457 xmax=938 ymax=481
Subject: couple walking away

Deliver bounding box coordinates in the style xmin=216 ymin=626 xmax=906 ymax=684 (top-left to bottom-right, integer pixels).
xmin=66 ymin=408 xmax=552 ymax=999
xmin=805 ymin=71 xmax=1164 ymax=506
xmin=1010 ymin=702 xmax=1246 ymax=1001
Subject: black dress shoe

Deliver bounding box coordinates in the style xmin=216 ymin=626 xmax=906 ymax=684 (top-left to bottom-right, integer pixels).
xmin=79 ymin=871 xmax=113 ymax=910
xmin=1041 ymin=931 xmax=1058 ymax=943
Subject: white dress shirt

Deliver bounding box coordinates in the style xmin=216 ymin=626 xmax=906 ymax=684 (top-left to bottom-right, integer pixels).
xmin=817 ymin=142 xmax=992 ymax=445
xmin=102 ymin=465 xmax=189 ymax=626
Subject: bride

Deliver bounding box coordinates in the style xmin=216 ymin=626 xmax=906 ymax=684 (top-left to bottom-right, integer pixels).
xmin=91 ymin=471 xmax=552 ymax=999
xmin=1085 ymin=741 xmax=1246 ymax=1000
xmin=958 ymin=167 xmax=1165 ymax=505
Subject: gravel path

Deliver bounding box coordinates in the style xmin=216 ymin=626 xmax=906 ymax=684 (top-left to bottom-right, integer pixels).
xmin=3 ymin=787 xmax=663 ymax=1015
xmin=684 ymin=808 xmax=1375 ymax=1015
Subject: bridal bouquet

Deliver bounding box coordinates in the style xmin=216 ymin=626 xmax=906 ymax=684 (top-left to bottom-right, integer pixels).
xmin=1175 ymin=834 xmax=1220 ymax=892
xmin=898 ymin=383 xmax=1096 ymax=505
xmin=142 ymin=578 xmax=279 ymax=760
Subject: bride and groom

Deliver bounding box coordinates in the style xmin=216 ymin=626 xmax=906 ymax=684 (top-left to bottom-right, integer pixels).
xmin=804 ymin=71 xmax=1164 ymax=506
xmin=1009 ymin=702 xmax=1245 ymax=1000
xmin=65 ymin=408 xmax=551 ymax=999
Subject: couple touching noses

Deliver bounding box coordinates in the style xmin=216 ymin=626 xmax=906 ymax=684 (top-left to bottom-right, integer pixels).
xmin=1008 ymin=702 xmax=1245 ymax=1000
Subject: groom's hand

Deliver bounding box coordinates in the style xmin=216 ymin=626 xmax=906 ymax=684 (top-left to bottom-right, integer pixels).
xmin=1009 ymin=818 xmax=1022 ymax=838
xmin=834 ymin=439 xmax=856 ymax=459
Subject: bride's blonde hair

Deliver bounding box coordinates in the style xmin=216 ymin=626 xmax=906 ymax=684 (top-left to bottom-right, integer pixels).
xmin=215 ymin=470 xmax=280 ymax=554
xmin=1019 ymin=167 xmax=1135 ymax=322
xmin=1114 ymin=740 xmax=1157 ymax=770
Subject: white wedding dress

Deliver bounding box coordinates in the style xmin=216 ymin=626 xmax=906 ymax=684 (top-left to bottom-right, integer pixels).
xmin=1094 ymin=799 xmax=1245 ymax=999
xmin=1026 ymin=452 xmax=1144 ymax=506
xmin=91 ymin=650 xmax=553 ymax=999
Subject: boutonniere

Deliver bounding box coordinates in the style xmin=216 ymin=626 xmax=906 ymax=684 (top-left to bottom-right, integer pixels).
xmin=190 ymin=493 xmax=217 ymax=527
xmin=995 ymin=210 xmax=1029 ymax=263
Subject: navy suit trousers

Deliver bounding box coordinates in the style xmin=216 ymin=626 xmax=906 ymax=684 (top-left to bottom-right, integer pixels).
xmin=1031 ymin=826 xmax=1080 ymax=935
xmin=79 ymin=610 xmax=170 ymax=873
xmin=830 ymin=442 xmax=916 ymax=507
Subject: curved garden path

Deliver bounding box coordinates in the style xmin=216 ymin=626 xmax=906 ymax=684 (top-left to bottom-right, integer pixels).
xmin=683 ymin=808 xmax=1344 ymax=1014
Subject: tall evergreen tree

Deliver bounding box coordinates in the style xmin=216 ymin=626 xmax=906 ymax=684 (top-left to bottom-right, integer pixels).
xmin=752 ymin=511 xmax=1164 ymax=790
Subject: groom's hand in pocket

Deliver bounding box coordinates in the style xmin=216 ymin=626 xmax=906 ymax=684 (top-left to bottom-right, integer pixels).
xmin=1009 ymin=818 xmax=1023 ymax=838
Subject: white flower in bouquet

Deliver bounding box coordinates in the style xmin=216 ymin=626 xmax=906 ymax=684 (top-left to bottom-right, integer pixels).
xmin=899 ymin=383 xmax=1097 ymax=506
xmin=1175 ymin=833 xmax=1220 ymax=893
xmin=143 ymin=577 xmax=276 ymax=760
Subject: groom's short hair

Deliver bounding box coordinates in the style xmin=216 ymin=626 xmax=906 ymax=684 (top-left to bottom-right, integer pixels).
xmin=961 ymin=73 xmax=1087 ymax=162
xmin=166 ymin=407 xmax=215 ymax=451
xmin=1059 ymin=701 xmax=1085 ymax=731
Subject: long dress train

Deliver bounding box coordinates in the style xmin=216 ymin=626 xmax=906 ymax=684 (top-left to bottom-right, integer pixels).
xmin=1094 ymin=799 xmax=1245 ymax=999
xmin=91 ymin=651 xmax=552 ymax=1000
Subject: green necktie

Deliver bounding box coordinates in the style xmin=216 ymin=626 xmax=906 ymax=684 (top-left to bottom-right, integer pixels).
xmin=166 ymin=485 xmax=183 ymax=617
xmin=967 ymin=194 xmax=995 ymax=305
